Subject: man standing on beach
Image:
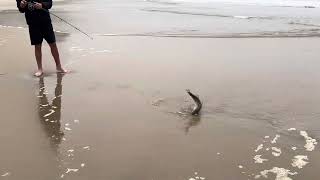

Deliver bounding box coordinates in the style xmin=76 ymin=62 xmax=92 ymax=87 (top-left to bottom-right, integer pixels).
xmin=16 ymin=0 xmax=67 ymax=77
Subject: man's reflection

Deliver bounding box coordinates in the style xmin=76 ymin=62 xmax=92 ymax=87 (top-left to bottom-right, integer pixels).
xmin=38 ymin=74 xmax=64 ymax=150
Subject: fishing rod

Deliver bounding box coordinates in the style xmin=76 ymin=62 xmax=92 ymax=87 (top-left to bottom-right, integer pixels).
xmin=47 ymin=11 xmax=93 ymax=40
xmin=27 ymin=1 xmax=93 ymax=40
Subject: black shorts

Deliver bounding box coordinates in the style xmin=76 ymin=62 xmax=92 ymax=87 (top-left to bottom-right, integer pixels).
xmin=28 ymin=23 xmax=56 ymax=45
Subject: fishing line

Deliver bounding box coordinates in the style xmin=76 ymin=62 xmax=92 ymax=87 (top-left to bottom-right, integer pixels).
xmin=47 ymin=11 xmax=93 ymax=40
xmin=27 ymin=1 xmax=93 ymax=40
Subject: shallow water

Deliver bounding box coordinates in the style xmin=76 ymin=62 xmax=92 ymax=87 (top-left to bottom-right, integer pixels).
xmin=0 ymin=0 xmax=320 ymax=180
xmin=1 ymin=0 xmax=320 ymax=37
xmin=1 ymin=32 xmax=320 ymax=179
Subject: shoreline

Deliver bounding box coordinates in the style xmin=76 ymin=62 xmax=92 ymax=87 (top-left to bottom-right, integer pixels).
xmin=1 ymin=0 xmax=320 ymax=40
xmin=1 ymin=10 xmax=320 ymax=180
xmin=1 ymin=0 xmax=320 ymax=180
xmin=2 ymin=24 xmax=320 ymax=39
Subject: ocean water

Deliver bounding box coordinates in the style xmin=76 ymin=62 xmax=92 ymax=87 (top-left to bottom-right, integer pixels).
xmin=169 ymin=0 xmax=320 ymax=7
xmin=138 ymin=0 xmax=320 ymax=37
xmin=1 ymin=1 xmax=320 ymax=180
xmin=1 ymin=0 xmax=320 ymax=38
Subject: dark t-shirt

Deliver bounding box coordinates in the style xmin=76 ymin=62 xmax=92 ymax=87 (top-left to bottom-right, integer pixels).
xmin=16 ymin=0 xmax=53 ymax=26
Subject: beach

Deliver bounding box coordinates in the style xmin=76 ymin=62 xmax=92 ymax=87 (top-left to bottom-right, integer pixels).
xmin=1 ymin=0 xmax=320 ymax=179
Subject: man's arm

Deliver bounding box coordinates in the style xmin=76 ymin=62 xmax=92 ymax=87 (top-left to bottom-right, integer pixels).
xmin=41 ymin=0 xmax=53 ymax=10
xmin=16 ymin=0 xmax=27 ymax=13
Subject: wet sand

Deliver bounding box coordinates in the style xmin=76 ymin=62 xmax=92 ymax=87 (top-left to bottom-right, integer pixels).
xmin=1 ymin=25 xmax=320 ymax=180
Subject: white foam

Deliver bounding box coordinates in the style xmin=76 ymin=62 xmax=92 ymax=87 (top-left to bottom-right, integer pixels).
xmin=65 ymin=168 xmax=79 ymax=174
xmin=189 ymin=172 xmax=206 ymax=180
xmin=1 ymin=172 xmax=10 ymax=177
xmin=83 ymin=146 xmax=90 ymax=150
xmin=256 ymin=167 xmax=297 ymax=180
xmin=0 ymin=25 xmax=26 ymax=29
xmin=254 ymin=155 xmax=268 ymax=164
xmin=291 ymin=147 xmax=297 ymax=151
xmin=255 ymin=144 xmax=264 ymax=152
xmin=65 ymin=127 xmax=72 ymax=131
xmin=171 ymin=0 xmax=320 ymax=8
xmin=271 ymin=147 xmax=282 ymax=157
xmin=271 ymin=134 xmax=280 ymax=144
xmin=291 ymin=155 xmax=309 ymax=169
xmin=264 ymin=136 xmax=270 ymax=139
xmin=67 ymin=154 xmax=74 ymax=157
xmin=81 ymin=163 xmax=85 ymax=168
xmin=255 ymin=174 xmax=261 ymax=179
xmin=288 ymin=128 xmax=296 ymax=131
xmin=70 ymin=47 xmax=85 ymax=52
xmin=300 ymin=131 xmax=317 ymax=151
xmin=95 ymin=50 xmax=112 ymax=53
xmin=234 ymin=16 xmax=250 ymax=19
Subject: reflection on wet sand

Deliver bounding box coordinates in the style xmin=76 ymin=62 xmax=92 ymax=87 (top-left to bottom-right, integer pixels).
xmin=38 ymin=74 xmax=64 ymax=150
xmin=184 ymin=115 xmax=201 ymax=134
xmin=152 ymin=96 xmax=203 ymax=133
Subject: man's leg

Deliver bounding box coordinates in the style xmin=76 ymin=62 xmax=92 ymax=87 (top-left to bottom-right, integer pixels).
xmin=49 ymin=43 xmax=67 ymax=73
xmin=34 ymin=44 xmax=43 ymax=77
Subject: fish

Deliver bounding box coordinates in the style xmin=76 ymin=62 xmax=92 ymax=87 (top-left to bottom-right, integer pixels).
xmin=186 ymin=89 xmax=202 ymax=115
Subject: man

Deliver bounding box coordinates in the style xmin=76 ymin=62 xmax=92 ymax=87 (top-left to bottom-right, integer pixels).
xmin=16 ymin=0 xmax=67 ymax=77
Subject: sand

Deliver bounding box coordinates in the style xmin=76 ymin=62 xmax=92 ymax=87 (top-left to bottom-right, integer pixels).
xmin=0 ymin=1 xmax=16 ymax=11
xmin=1 ymin=24 xmax=320 ymax=179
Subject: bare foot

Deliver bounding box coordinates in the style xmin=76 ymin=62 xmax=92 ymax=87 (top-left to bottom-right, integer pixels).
xmin=56 ymin=67 xmax=68 ymax=74
xmin=34 ymin=70 xmax=43 ymax=77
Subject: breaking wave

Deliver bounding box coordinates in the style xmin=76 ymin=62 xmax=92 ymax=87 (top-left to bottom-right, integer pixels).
xmin=146 ymin=0 xmax=320 ymax=8
xmin=95 ymin=28 xmax=320 ymax=38
xmin=141 ymin=8 xmax=273 ymax=19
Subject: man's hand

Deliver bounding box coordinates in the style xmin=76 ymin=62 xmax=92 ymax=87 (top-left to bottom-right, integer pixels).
xmin=20 ymin=0 xmax=27 ymax=8
xmin=34 ymin=2 xmax=43 ymax=9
